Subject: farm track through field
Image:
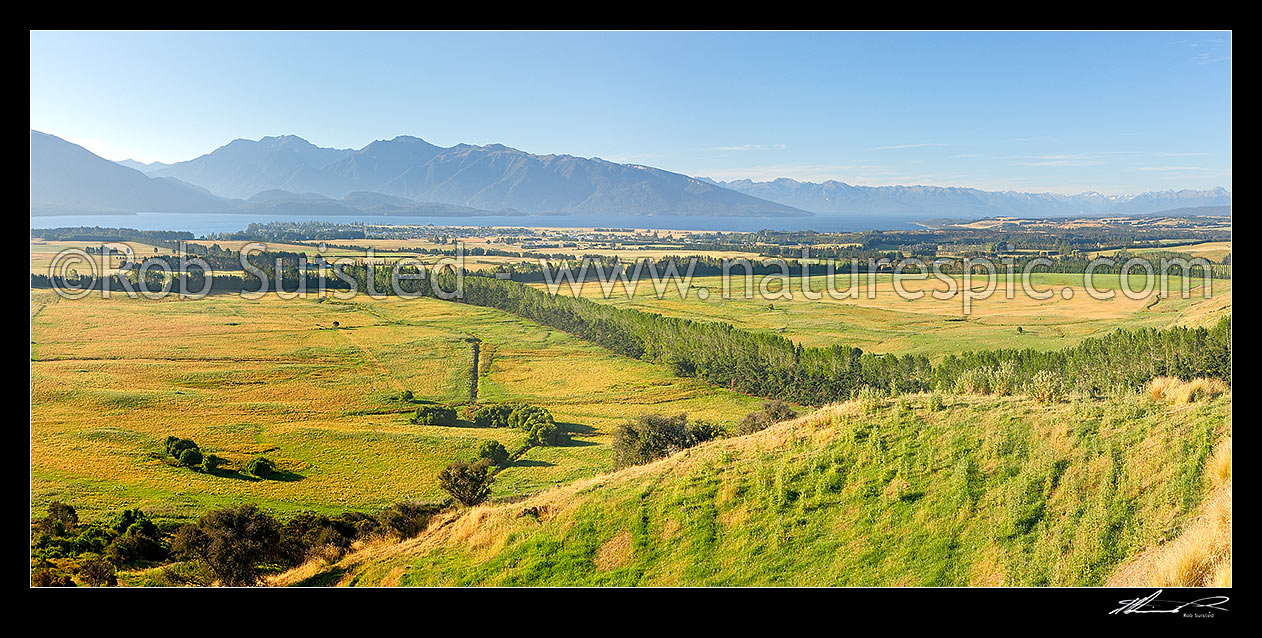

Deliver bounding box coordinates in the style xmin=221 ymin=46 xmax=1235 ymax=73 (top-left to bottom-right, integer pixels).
xmin=468 ymin=340 xmax=479 ymax=401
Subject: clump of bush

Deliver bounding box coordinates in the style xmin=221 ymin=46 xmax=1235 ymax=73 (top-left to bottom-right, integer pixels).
xmin=472 ymin=403 xmax=516 ymax=428
xmin=736 ymin=399 xmax=797 ymax=435
xmin=473 ymin=403 xmax=568 ymax=446
xmin=612 ymin=413 xmax=719 ymax=469
xmin=164 ymin=436 xmax=204 ymax=468
xmin=412 ymin=404 xmax=457 ymax=426
xmin=509 ymin=405 xmax=568 ymax=446
xmin=438 ymin=460 xmax=494 ymax=506
xmin=244 ymin=456 xmax=276 ymax=478
xmin=173 ymin=503 xmax=282 ymax=586
xmin=377 ymin=502 xmax=440 ymax=540
xmin=33 ymin=498 xmax=451 ymax=587
xmin=30 ymin=502 xmax=168 ymax=586
xmin=79 ymin=554 xmax=116 ymax=586
xmin=476 ymin=440 xmax=511 ymax=467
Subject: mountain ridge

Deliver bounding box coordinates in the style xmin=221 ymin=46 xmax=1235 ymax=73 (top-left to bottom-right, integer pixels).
xmin=706 ymin=177 xmax=1230 ymax=219
xmin=31 ymin=130 xmax=1231 ymax=219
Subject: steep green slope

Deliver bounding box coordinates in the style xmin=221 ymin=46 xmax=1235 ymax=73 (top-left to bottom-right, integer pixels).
xmin=277 ymin=391 xmax=1230 ymax=587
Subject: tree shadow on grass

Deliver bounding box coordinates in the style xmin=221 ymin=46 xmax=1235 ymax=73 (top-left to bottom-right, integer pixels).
xmin=203 ymin=467 xmax=305 ymax=483
xmin=290 ymin=567 xmax=346 ymax=587
xmin=511 ymin=459 xmax=556 ymax=468
xmin=559 ymin=421 xmax=597 ymax=436
xmin=559 ymin=436 xmax=600 ymax=448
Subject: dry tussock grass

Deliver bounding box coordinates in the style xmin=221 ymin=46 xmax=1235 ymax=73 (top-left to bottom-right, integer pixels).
xmin=1147 ymin=377 xmax=1230 ymax=405
xmin=1109 ymin=435 xmax=1231 ymax=588
xmin=594 ymin=530 xmax=633 ymax=571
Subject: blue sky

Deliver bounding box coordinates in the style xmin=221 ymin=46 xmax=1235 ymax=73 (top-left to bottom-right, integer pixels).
xmin=30 ymin=30 xmax=1231 ymax=195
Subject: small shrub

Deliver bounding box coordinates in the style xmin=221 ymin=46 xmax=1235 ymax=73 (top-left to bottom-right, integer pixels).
xmin=399 ymin=390 xmax=414 ymax=402
xmin=177 ymin=447 xmax=203 ymax=468
xmin=164 ymin=436 xmax=200 ymax=462
xmin=200 ymin=454 xmax=224 ymax=473
xmin=854 ymin=385 xmax=884 ymax=412
xmin=689 ymin=419 xmax=723 ymax=443
xmin=761 ymin=400 xmax=797 ymax=422
xmin=736 ymin=411 xmax=772 ymax=436
xmin=438 ymin=460 xmax=493 ymax=506
xmin=927 ymin=394 xmax=945 ymax=412
xmin=989 ymin=361 xmax=1017 ymax=396
xmin=1028 ymin=371 xmax=1066 ymax=404
xmin=612 ymin=413 xmax=695 ymax=469
xmin=954 ymin=368 xmax=990 ymax=395
xmin=476 ymin=440 xmax=510 ymax=467
xmin=244 ymin=456 xmax=276 ymax=478
xmin=79 ymin=554 xmax=116 ymax=587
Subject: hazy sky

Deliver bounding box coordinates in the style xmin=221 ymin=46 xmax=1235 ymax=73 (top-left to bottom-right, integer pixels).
xmin=30 ymin=30 xmax=1231 ymax=195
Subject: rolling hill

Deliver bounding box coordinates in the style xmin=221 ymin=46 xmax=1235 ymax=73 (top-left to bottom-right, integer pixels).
xmin=272 ymin=389 xmax=1230 ymax=587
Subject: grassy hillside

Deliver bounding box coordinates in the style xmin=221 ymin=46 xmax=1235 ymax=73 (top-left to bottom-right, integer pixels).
xmin=275 ymin=387 xmax=1230 ymax=586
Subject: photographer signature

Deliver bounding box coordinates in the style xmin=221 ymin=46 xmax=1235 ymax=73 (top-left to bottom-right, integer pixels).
xmin=1110 ymin=590 xmax=1229 ymax=615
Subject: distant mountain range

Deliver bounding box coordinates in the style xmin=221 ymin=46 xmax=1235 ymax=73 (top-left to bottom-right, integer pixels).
xmin=30 ymin=131 xmax=230 ymax=215
xmin=703 ymin=177 xmax=1231 ymax=220
xmin=30 ymin=130 xmax=1230 ymax=220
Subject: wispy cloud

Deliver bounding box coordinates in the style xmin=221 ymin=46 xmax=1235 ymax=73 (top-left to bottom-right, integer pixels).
xmin=872 ymin=143 xmax=949 ymax=151
xmin=699 ymin=162 xmax=971 ymax=187
xmin=708 ymin=143 xmax=787 ymax=152
xmin=1187 ymin=37 xmax=1231 ymax=65
xmin=1133 ymin=166 xmax=1220 ymax=173
xmin=1011 ymin=151 xmax=1142 ymax=167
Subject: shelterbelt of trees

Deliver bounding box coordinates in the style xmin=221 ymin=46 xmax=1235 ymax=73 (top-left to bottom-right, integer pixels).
xmin=448 ymin=274 xmax=1232 ymax=405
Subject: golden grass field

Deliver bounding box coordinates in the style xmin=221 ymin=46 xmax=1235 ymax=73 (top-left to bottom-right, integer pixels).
xmin=536 ymin=271 xmax=1231 ymax=357
xmin=1089 ymin=240 xmax=1233 ymax=263
xmin=30 ymin=239 xmax=168 ymax=276
xmin=31 ymin=290 xmax=764 ymax=521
